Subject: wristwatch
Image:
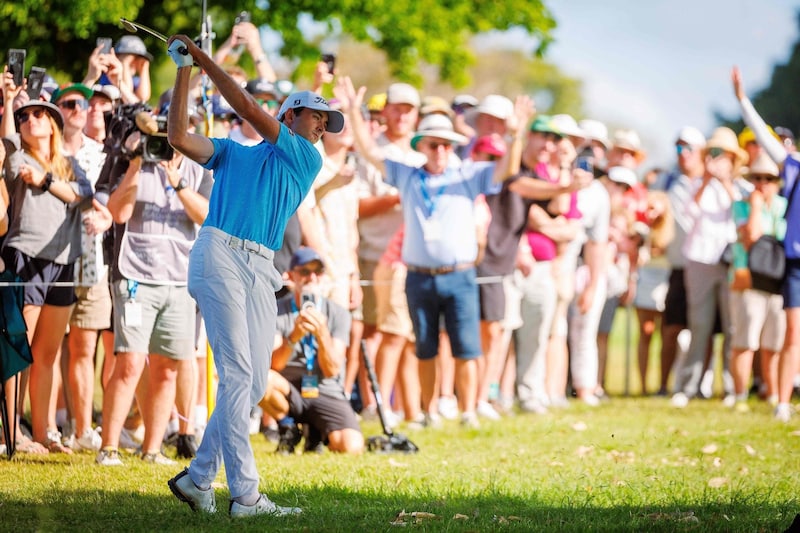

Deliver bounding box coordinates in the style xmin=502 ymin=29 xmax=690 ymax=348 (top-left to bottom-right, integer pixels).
xmin=174 ymin=178 xmax=189 ymax=192
xmin=41 ymin=172 xmax=54 ymax=192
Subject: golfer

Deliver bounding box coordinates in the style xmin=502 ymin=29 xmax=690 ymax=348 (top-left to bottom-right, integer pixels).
xmin=164 ymin=34 xmax=343 ymax=517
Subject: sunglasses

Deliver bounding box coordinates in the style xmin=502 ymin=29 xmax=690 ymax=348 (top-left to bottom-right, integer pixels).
xmin=423 ymin=140 xmax=454 ymax=151
xmin=294 ymin=266 xmax=324 ymax=276
xmin=58 ymin=99 xmax=89 ymax=111
xmin=707 ymin=147 xmax=728 ymax=159
xmin=545 ymin=132 xmax=563 ymax=142
xmin=18 ymin=108 xmax=47 ymax=123
xmin=256 ymin=98 xmax=279 ymax=110
xmin=675 ymin=144 xmax=694 ymax=156
xmin=749 ymin=174 xmax=780 ymax=183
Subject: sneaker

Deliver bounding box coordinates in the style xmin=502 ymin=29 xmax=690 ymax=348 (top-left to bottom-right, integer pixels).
xmin=142 ymin=451 xmax=177 ymax=465
xmin=96 ymin=447 xmax=123 ymax=466
xmin=476 ymin=400 xmax=502 ymax=420
xmin=44 ymin=429 xmax=73 ymax=454
xmin=276 ymin=424 xmax=302 ymax=455
xmin=262 ymin=425 xmax=280 ymax=443
xmin=119 ymin=426 xmax=144 ymax=450
xmin=722 ymin=394 xmax=736 ymax=408
xmin=460 ymin=411 xmax=480 ymax=429
xmin=734 ymin=401 xmax=751 ymax=413
xmin=580 ymin=394 xmax=600 ymax=407
xmin=73 ymin=428 xmax=102 ymax=452
xmin=229 ymin=494 xmax=302 ymax=518
xmin=437 ymin=396 xmax=459 ymax=420
xmin=549 ymin=396 xmax=571 ymax=409
xmin=249 ymin=407 xmax=263 ymax=435
xmin=671 ymin=392 xmax=689 ymax=409
xmin=175 ymin=434 xmax=198 ymax=459
xmin=520 ymin=399 xmax=548 ymax=415
xmin=168 ymin=468 xmax=216 ymax=513
xmin=775 ymin=403 xmax=792 ymax=423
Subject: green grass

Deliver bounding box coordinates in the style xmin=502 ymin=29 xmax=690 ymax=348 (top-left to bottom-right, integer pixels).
xmin=1 ymin=308 xmax=798 ymax=532
xmin=1 ymin=398 xmax=799 ymax=532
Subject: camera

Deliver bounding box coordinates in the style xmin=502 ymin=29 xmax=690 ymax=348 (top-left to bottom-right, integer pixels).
xmin=141 ymin=115 xmax=174 ymax=163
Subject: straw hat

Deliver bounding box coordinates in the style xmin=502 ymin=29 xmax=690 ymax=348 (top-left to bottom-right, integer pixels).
xmin=704 ymin=127 xmax=748 ymax=167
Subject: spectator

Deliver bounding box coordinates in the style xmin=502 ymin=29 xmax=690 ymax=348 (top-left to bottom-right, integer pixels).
xmin=1 ymin=84 xmax=92 ymax=453
xmin=259 ymin=247 xmax=363 ymax=454
xmin=50 ymin=82 xmax=114 ymax=452
xmin=729 ymin=153 xmax=786 ymax=411
xmin=656 ymin=127 xmax=706 ymax=395
xmin=732 ymin=65 xmax=799 ymax=421
xmin=96 ymin=120 xmax=213 ymax=466
xmin=458 ymin=94 xmax=513 ymax=159
xmin=671 ymin=127 xmax=746 ymax=408
xmin=339 ymin=76 xmax=517 ymax=428
xmin=113 ymin=35 xmax=152 ymax=103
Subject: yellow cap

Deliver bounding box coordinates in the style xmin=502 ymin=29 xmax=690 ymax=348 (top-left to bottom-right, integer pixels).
xmin=367 ymin=93 xmax=386 ymax=112
xmin=738 ymin=125 xmax=779 ymax=148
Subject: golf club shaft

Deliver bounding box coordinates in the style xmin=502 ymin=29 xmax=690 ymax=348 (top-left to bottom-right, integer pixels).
xmin=120 ymin=18 xmax=167 ymax=43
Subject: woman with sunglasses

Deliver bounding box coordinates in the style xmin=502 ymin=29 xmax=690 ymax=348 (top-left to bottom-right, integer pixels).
xmin=1 ymin=69 xmax=92 ymax=453
xmin=728 ymin=153 xmax=786 ymax=412
xmin=733 ymin=66 xmax=800 ymax=422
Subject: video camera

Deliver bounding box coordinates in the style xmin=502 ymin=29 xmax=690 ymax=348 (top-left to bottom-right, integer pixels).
xmin=104 ymin=103 xmax=174 ymax=163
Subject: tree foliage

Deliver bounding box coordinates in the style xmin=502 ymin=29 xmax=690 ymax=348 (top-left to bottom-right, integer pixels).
xmin=717 ymin=11 xmax=800 ymax=135
xmin=1 ymin=0 xmax=555 ymax=89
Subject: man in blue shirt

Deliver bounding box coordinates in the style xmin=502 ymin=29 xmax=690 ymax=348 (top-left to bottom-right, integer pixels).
xmin=164 ymin=34 xmax=343 ymax=518
xmin=337 ymin=77 xmax=519 ymax=428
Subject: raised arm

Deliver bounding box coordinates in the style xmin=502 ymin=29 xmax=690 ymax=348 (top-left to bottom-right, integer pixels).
xmin=495 ymin=95 xmax=536 ymax=182
xmin=169 ymin=34 xmax=281 ymax=144
xmin=167 ymin=60 xmax=214 ymax=165
xmin=731 ymin=66 xmax=786 ymax=164
xmin=334 ymin=76 xmax=387 ymax=176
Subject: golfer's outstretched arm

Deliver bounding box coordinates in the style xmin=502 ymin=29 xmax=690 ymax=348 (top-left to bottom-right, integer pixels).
xmin=169 ymin=35 xmax=280 ymax=144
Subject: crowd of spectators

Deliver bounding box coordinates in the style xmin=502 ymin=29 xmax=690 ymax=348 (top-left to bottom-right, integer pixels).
xmin=2 ymin=19 xmax=800 ymax=461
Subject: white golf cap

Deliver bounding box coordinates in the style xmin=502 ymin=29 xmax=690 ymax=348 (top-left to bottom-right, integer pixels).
xmin=276 ymin=91 xmax=344 ymax=133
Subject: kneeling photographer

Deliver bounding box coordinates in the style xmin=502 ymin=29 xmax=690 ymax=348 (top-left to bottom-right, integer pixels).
xmin=93 ymin=106 xmax=214 ymax=466
xmin=260 ymin=247 xmax=364 ymax=455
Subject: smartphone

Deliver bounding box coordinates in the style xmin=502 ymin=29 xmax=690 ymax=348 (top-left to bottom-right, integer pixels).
xmin=301 ymin=292 xmax=316 ymax=310
xmin=321 ymin=53 xmax=336 ymax=75
xmin=96 ymin=37 xmax=113 ymax=55
xmin=7 ymin=48 xmax=26 ymax=87
xmin=26 ymin=66 xmax=45 ymax=100
xmin=232 ymin=11 xmax=251 ymax=55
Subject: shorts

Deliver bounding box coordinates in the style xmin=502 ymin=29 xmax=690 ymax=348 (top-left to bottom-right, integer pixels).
xmin=373 ymin=261 xmax=414 ymax=340
xmin=597 ymin=295 xmax=621 ymax=334
xmin=730 ymin=289 xmax=785 ymax=352
xmin=358 ymin=257 xmax=379 ymax=326
xmin=405 ymin=268 xmax=482 ymax=360
xmin=112 ymin=279 xmax=195 ymax=359
xmin=634 ymin=265 xmax=670 ymax=312
xmin=663 ymin=268 xmax=687 ymax=327
xmin=2 ymin=247 xmax=76 ymax=307
xmin=287 ymin=384 xmax=361 ymax=440
xmin=70 ymin=269 xmax=112 ymax=330
xmin=783 ymin=259 xmax=800 ymax=309
xmin=477 ymin=266 xmax=506 ymax=322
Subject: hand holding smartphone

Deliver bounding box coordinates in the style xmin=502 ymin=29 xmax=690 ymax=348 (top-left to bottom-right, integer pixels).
xmin=321 ymin=53 xmax=336 ymax=75
xmin=7 ymin=48 xmax=26 ymax=87
xmin=26 ymin=66 xmax=45 ymax=100
xmin=96 ymin=37 xmax=113 ymax=55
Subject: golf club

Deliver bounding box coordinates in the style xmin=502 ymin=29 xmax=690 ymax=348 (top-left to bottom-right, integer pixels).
xmin=120 ymin=18 xmax=188 ymax=54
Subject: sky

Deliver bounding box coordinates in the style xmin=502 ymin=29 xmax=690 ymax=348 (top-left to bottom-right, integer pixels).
xmin=479 ymin=0 xmax=800 ymax=169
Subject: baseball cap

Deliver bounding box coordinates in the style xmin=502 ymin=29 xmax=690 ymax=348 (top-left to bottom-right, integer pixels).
xmin=245 ymin=78 xmax=279 ymax=98
xmin=529 ymin=115 xmax=560 ymax=135
xmin=471 ymin=135 xmax=506 ymax=158
xmin=551 ymin=114 xmax=584 ymax=138
xmin=290 ymin=246 xmax=324 ymax=270
xmin=579 ymin=119 xmax=610 ymax=149
xmin=276 ymin=91 xmax=344 ymax=133
xmin=420 ymin=95 xmax=454 ymax=118
xmin=607 ymin=166 xmax=638 ymax=188
xmin=50 ymin=83 xmax=93 ymax=103
xmin=91 ymin=84 xmax=120 ymax=102
xmin=385 ymin=83 xmax=420 ymax=107
xmin=115 ymin=35 xmax=153 ymax=62
xmin=676 ymin=126 xmax=705 ymax=148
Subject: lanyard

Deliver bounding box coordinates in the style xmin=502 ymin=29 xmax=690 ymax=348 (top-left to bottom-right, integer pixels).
xmin=127 ymin=279 xmax=139 ymax=300
xmin=417 ymin=170 xmax=447 ymax=218
xmin=290 ymin=298 xmax=317 ymax=373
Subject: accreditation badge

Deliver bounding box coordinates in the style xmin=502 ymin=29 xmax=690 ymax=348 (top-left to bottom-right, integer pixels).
xmin=421 ymin=218 xmax=442 ymax=242
xmin=301 ymin=374 xmax=320 ymax=398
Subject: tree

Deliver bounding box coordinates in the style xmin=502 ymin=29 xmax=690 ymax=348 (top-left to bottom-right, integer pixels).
xmin=1 ymin=0 xmax=555 ymax=90
xmin=716 ymin=11 xmax=800 ymax=136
